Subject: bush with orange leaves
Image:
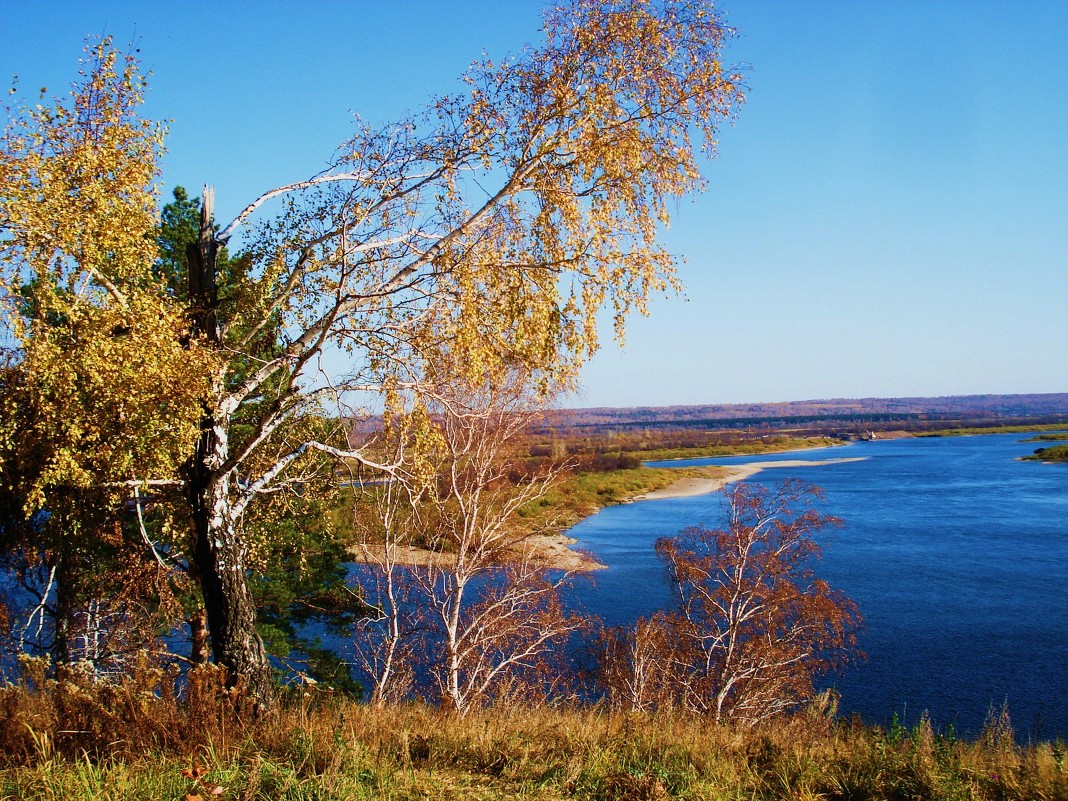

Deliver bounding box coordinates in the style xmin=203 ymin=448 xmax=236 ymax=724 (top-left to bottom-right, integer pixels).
xmin=600 ymin=480 xmax=861 ymax=724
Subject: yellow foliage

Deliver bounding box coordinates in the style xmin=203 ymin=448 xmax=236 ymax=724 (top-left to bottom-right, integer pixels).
xmin=374 ymin=0 xmax=745 ymax=391
xmin=0 ymin=38 xmax=215 ymax=510
xmin=0 ymin=39 xmax=163 ymax=309
xmin=0 ymin=5 xmax=744 ymax=688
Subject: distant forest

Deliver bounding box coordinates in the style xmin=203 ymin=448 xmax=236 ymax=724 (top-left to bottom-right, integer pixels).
xmin=545 ymin=393 xmax=1068 ymax=435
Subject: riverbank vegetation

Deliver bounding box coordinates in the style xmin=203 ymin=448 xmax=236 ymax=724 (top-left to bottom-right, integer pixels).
xmin=0 ymin=674 xmax=1063 ymax=801
xmin=621 ymin=435 xmax=842 ymax=463
xmin=917 ymin=423 xmax=1068 ymax=438
xmin=515 ymin=464 xmax=729 ymax=531
xmin=1020 ymin=432 xmax=1068 ymax=461
xmin=1022 ymin=444 xmax=1068 ymax=462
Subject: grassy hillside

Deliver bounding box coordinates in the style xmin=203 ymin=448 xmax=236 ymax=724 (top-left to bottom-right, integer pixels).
xmin=0 ymin=677 xmax=1063 ymax=801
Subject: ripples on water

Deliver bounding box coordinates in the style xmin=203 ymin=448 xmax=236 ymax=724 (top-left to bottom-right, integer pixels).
xmin=566 ymin=433 xmax=1068 ymax=739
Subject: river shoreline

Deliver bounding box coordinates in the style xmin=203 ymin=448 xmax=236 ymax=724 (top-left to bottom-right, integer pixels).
xmin=632 ymin=456 xmax=868 ymax=501
xmin=351 ymin=444 xmax=867 ymax=573
xmin=351 ymin=530 xmax=600 ymax=573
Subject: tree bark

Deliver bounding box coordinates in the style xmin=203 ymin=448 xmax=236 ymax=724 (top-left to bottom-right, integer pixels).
xmin=185 ymin=186 xmax=274 ymax=709
xmin=187 ymin=456 xmax=273 ymax=706
xmin=187 ymin=608 xmax=210 ymax=665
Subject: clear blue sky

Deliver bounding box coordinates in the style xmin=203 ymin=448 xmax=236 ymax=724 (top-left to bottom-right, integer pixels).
xmin=3 ymin=1 xmax=1066 ymax=408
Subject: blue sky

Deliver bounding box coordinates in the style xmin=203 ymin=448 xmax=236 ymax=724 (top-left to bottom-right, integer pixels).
xmin=3 ymin=1 xmax=1066 ymax=408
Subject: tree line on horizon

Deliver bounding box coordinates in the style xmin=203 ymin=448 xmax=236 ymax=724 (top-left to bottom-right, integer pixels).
xmin=548 ymin=394 xmax=1068 ymax=428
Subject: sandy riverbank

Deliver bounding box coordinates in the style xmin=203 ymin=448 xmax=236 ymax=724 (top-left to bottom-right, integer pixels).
xmin=352 ymin=454 xmax=866 ymax=573
xmin=633 ymin=457 xmax=868 ymax=501
xmin=351 ymin=531 xmax=603 ymax=573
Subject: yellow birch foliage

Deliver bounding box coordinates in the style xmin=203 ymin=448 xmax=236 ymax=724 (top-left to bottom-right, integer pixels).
xmin=0 ymin=39 xmax=214 ymax=511
xmin=374 ymin=0 xmax=744 ymax=393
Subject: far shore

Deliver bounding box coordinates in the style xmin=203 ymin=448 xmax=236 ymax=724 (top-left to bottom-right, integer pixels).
xmin=641 ymin=440 xmax=853 ymax=465
xmin=632 ymin=457 xmax=868 ymax=501
xmin=350 ymin=444 xmax=870 ymax=574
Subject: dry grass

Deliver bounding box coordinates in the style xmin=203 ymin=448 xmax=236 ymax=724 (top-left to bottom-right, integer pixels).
xmin=0 ymin=669 xmax=1065 ymax=800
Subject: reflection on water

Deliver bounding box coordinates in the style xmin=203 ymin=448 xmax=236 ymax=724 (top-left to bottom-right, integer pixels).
xmin=566 ymin=433 xmax=1068 ymax=738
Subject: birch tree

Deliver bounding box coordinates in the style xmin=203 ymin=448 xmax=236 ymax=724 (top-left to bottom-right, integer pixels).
xmin=598 ymin=611 xmax=680 ymax=712
xmin=1 ymin=0 xmax=744 ymax=706
xmin=0 ymin=43 xmax=208 ymax=668
xmin=410 ymin=370 xmax=588 ymax=713
xmin=656 ymin=481 xmax=860 ymax=723
xmin=352 ymin=371 xmax=585 ymax=711
xmin=348 ymin=399 xmax=440 ymax=706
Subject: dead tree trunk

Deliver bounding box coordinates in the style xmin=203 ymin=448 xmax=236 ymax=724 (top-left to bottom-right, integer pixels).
xmin=187 ymin=608 xmax=210 ymax=665
xmin=185 ymin=186 xmax=274 ymax=708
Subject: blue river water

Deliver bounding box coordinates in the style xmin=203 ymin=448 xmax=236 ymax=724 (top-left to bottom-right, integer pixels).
xmin=564 ymin=433 xmax=1068 ymax=739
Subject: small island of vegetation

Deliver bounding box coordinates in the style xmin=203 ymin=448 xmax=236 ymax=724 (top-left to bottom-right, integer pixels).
xmin=1022 ymin=444 xmax=1068 ymax=462
xmin=1020 ymin=432 xmax=1068 ymax=461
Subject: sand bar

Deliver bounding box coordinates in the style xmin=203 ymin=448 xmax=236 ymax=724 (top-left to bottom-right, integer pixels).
xmin=352 ymin=531 xmax=603 ymax=573
xmin=634 ymin=457 xmax=868 ymax=501
xmin=352 ymin=456 xmax=866 ymax=572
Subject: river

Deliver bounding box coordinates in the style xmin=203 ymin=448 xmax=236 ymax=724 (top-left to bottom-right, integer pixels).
xmin=565 ymin=433 xmax=1068 ymax=738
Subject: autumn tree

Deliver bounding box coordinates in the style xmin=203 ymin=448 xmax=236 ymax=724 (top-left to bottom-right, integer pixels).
xmin=157 ymin=188 xmax=364 ymax=685
xmin=411 ymin=370 xmax=589 ymax=713
xmin=602 ymin=481 xmax=860 ymax=723
xmin=598 ymin=611 xmax=680 ymax=712
xmin=0 ymin=45 xmax=208 ymax=668
xmin=351 ymin=366 xmax=588 ymax=711
xmin=348 ymin=398 xmax=439 ymax=706
xmin=2 ymin=0 xmax=744 ymax=706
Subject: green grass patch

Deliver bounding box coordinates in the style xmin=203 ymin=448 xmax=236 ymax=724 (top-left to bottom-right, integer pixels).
xmin=517 ymin=466 xmax=702 ymax=530
xmin=633 ymin=435 xmax=842 ymax=463
xmin=1022 ymin=444 xmax=1068 ymax=462
xmin=1022 ymin=432 xmax=1068 ymax=442
xmin=917 ymin=423 xmax=1068 ymax=437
